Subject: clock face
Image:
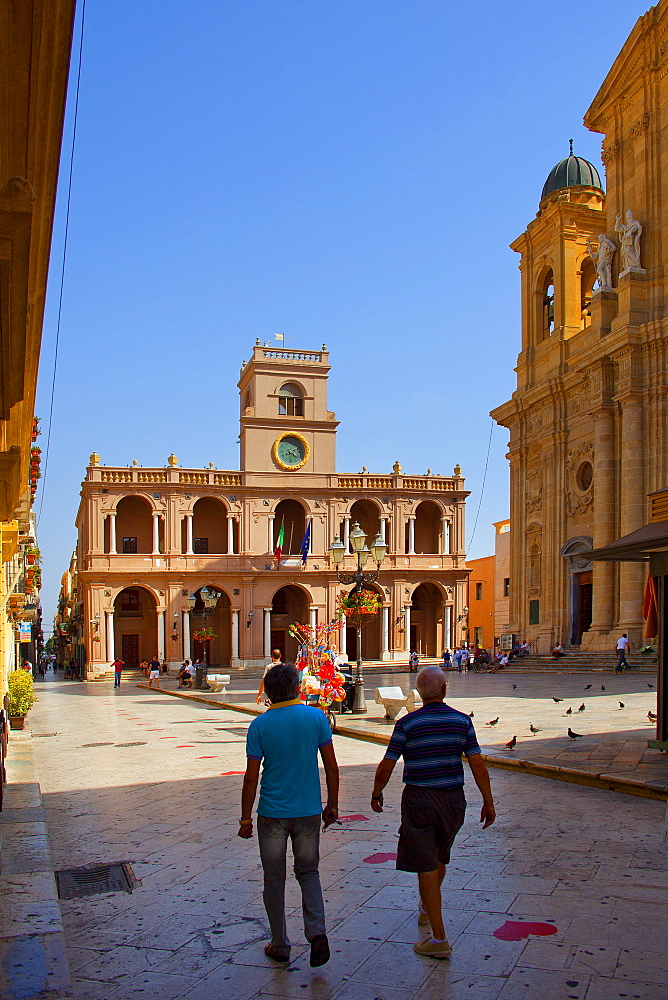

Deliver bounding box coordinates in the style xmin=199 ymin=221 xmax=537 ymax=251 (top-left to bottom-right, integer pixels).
xmin=272 ymin=433 xmax=309 ymax=471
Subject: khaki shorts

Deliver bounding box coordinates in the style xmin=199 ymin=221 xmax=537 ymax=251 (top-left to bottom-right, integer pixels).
xmin=396 ymin=785 xmax=466 ymax=873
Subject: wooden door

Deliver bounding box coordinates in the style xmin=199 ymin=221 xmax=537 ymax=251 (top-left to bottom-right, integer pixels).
xmin=121 ymin=634 xmax=139 ymax=669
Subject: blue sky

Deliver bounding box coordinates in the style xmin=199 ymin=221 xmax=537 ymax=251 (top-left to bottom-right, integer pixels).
xmin=36 ymin=0 xmax=648 ymax=627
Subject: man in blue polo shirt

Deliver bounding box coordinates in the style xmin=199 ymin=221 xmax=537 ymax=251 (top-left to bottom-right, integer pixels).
xmin=238 ymin=663 xmax=339 ymax=967
xmin=370 ymin=666 xmax=496 ymax=959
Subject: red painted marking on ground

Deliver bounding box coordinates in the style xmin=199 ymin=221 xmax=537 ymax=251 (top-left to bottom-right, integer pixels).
xmin=197 ymin=756 xmax=218 ymax=759
xmin=159 ymin=736 xmax=178 ymax=739
xmin=220 ymin=771 xmax=244 ymax=776
xmin=339 ymin=815 xmax=369 ymax=823
xmin=363 ymin=852 xmax=397 ymax=864
xmin=175 ymin=745 xmax=195 ymax=748
xmin=493 ymin=921 xmax=558 ymax=942
xmin=146 ymin=729 xmax=164 ymax=731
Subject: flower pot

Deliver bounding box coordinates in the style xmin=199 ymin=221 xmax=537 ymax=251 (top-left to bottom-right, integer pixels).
xmin=9 ymin=715 xmax=25 ymax=731
xmin=343 ymin=607 xmax=376 ymax=616
xmin=26 ymin=554 xmax=35 ymax=565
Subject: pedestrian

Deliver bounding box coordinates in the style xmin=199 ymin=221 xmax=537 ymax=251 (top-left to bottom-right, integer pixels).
xmin=147 ymin=654 xmax=161 ymax=689
xmin=256 ymin=649 xmax=283 ymax=704
xmin=442 ymin=649 xmax=451 ymax=670
xmin=112 ymin=657 xmax=124 ymax=687
xmin=161 ymin=659 xmax=169 ymax=675
xmin=140 ymin=659 xmax=149 ymax=678
xmin=615 ymin=633 xmax=630 ymax=672
xmin=490 ymin=653 xmax=508 ymax=674
xmin=370 ymin=666 xmax=496 ymax=959
xmin=409 ymin=651 xmax=419 ymax=672
xmin=177 ymin=660 xmax=192 ymax=688
xmin=238 ymin=663 xmax=339 ymax=967
xmin=551 ymin=642 xmax=565 ymax=659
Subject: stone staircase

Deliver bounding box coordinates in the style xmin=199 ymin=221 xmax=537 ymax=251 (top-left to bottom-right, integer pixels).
xmin=508 ymin=648 xmax=657 ymax=673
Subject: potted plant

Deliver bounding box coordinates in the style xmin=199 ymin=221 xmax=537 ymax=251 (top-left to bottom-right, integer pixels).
xmin=7 ymin=670 xmax=36 ymax=730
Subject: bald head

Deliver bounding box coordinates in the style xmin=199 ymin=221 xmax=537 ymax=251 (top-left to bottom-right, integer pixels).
xmin=416 ymin=666 xmax=447 ymax=702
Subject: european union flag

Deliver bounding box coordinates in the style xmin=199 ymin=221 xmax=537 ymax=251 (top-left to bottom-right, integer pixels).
xmin=300 ymin=522 xmax=311 ymax=564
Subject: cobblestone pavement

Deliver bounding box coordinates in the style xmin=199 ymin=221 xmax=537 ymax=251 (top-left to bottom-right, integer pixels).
xmin=21 ymin=677 xmax=668 ymax=999
xmin=147 ymin=669 xmax=668 ymax=789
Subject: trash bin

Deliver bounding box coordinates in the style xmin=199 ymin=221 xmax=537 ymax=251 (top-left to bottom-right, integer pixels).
xmin=194 ymin=665 xmax=208 ymax=690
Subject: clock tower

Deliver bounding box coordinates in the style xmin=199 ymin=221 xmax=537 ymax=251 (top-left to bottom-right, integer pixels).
xmin=238 ymin=341 xmax=339 ymax=474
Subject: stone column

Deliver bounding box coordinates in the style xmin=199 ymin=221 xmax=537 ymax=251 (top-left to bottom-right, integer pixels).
xmin=443 ymin=604 xmax=452 ymax=651
xmin=404 ymin=605 xmax=411 ymax=652
xmin=589 ymin=406 xmax=616 ymax=637
xmin=227 ymin=515 xmax=235 ymax=554
xmin=108 ymin=514 xmax=117 ymax=555
xmin=183 ymin=612 xmax=191 ymax=662
xmin=343 ymin=515 xmax=351 ymax=554
xmin=268 ymin=515 xmax=274 ymax=552
xmin=618 ymin=397 xmax=646 ymax=632
xmin=441 ymin=517 xmax=450 ymax=554
xmin=158 ymin=610 xmax=165 ymax=660
xmin=105 ymin=610 xmax=115 ymax=661
xmin=185 ymin=514 xmax=193 ymax=555
xmin=152 ymin=514 xmax=161 ymax=555
xmin=381 ymin=605 xmax=389 ymax=656
xmin=309 ymin=606 xmax=317 ymax=630
xmin=231 ymin=609 xmax=240 ymax=659
xmin=263 ymin=607 xmax=272 ymax=657
xmin=407 ymin=517 xmax=415 ymax=555
xmin=340 ymin=610 xmax=348 ymax=657
xmin=380 ymin=517 xmax=387 ymax=544
xmin=307 ymin=516 xmax=313 ymax=554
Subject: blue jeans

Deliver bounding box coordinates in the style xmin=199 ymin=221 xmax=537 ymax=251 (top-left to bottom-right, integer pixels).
xmin=257 ymin=814 xmax=325 ymax=952
xmin=114 ymin=672 xmax=121 ymax=687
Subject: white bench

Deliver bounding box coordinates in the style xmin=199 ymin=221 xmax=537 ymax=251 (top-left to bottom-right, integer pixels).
xmin=374 ymin=686 xmax=419 ymax=721
xmin=206 ymin=673 xmax=230 ymax=693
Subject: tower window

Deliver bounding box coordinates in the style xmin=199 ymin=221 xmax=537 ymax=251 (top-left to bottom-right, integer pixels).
xmin=542 ymin=273 xmax=554 ymax=338
xmin=475 ymin=582 xmax=483 ymax=601
xmin=278 ymin=383 xmax=304 ymax=417
xmin=503 ymin=577 xmax=510 ymax=597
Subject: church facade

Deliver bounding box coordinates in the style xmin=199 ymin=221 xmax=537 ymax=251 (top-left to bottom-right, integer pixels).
xmin=492 ymin=4 xmax=668 ymax=653
xmin=72 ymin=343 xmax=469 ymax=678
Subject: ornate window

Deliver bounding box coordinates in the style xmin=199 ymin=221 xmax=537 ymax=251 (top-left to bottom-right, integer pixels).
xmin=122 ymin=536 xmax=137 ymax=554
xmin=278 ymin=383 xmax=304 ymax=417
xmin=193 ymin=537 xmax=209 ymax=554
xmin=120 ymin=589 xmax=141 ymax=614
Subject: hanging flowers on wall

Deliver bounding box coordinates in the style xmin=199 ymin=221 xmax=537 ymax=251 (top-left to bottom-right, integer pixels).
xmin=192 ymin=626 xmax=216 ymax=643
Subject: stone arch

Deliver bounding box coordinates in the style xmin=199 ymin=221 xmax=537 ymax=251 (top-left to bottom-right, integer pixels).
xmin=114 ymin=495 xmax=154 ymax=554
xmin=270 ymin=584 xmax=312 ymax=662
xmin=409 ymin=581 xmax=443 ymax=656
xmin=273 ymin=499 xmax=306 ymax=556
xmin=187 ymin=496 xmax=230 ymax=554
xmin=113 ymin=585 xmax=158 ymax=668
xmin=561 ymin=536 xmax=594 ymax=646
xmin=579 ymin=255 xmax=596 ymax=329
xmin=277 ymin=381 xmax=305 ymax=417
xmin=534 ymin=263 xmax=555 ymax=342
xmin=413 ymin=500 xmax=442 ymax=554
xmin=348 ymin=499 xmax=381 ymax=547
xmin=189 ymin=585 xmax=231 ymax=667
xmin=343 ymin=582 xmax=383 ymax=662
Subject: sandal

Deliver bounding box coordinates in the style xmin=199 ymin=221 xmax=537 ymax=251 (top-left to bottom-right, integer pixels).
xmin=264 ymin=944 xmax=290 ymax=963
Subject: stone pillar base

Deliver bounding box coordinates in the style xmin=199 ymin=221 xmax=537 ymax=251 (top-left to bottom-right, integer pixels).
xmin=580 ymin=629 xmax=613 ymax=652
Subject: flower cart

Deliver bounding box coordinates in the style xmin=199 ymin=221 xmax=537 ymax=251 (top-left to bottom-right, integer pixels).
xmin=289 ymin=620 xmax=346 ymax=733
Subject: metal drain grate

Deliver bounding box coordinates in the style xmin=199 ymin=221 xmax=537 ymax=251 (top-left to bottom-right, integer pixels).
xmin=215 ymin=727 xmax=249 ymax=737
xmin=33 ymin=733 xmax=59 ymax=738
xmin=81 ymin=743 xmax=115 ymax=748
xmin=55 ymin=862 xmax=140 ymax=899
xmin=115 ymin=741 xmax=147 ymax=747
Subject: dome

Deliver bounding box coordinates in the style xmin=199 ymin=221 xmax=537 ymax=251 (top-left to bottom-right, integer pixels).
xmin=541 ymin=144 xmax=604 ymax=201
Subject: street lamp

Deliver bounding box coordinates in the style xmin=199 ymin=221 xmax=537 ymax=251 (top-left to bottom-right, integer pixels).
xmin=328 ymin=522 xmax=388 ymax=713
xmin=186 ymin=586 xmax=221 ymax=686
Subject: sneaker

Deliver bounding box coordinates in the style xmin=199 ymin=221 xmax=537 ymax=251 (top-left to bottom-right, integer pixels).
xmin=309 ymin=934 xmax=330 ymax=968
xmin=418 ymin=906 xmax=430 ymax=927
xmin=413 ymin=937 xmax=452 ymax=959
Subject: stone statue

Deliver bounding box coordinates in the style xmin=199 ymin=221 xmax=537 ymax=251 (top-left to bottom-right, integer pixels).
xmin=587 ymin=234 xmax=616 ymax=289
xmin=615 ymin=210 xmax=643 ymax=271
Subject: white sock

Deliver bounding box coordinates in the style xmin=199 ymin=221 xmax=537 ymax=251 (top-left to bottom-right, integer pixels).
xmin=431 ymin=936 xmax=447 ymax=943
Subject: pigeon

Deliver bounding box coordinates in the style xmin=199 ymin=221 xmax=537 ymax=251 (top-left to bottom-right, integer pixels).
xmin=469 ymin=712 xmax=475 ymax=718
xmin=601 ymin=685 xmax=606 ymax=691
xmin=512 ymin=684 xmax=517 ymax=690
xmin=486 ymin=717 xmax=499 ymax=727
xmin=647 ymin=684 xmax=655 ymax=689
xmin=619 ymin=701 xmax=625 ymax=709
xmin=552 ymin=697 xmax=563 ymax=703
xmin=568 ymin=728 xmax=584 ymax=739
xmin=565 ymin=707 xmax=572 ymax=715
xmin=529 ymin=724 xmax=542 ymax=735
xmin=505 ymin=736 xmax=517 ymax=750
xmin=584 ymin=684 xmax=592 ymax=691
xmin=578 ymin=703 xmax=586 ymax=712
xmin=648 ymin=711 xmax=658 ymax=722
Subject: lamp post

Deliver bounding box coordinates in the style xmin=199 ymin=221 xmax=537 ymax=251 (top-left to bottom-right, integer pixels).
xmin=186 ymin=586 xmax=220 ymax=687
xmin=329 ymin=522 xmax=388 ymax=713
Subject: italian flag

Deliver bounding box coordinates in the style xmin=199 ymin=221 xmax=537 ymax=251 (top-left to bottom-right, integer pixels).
xmin=274 ymin=520 xmax=285 ymax=565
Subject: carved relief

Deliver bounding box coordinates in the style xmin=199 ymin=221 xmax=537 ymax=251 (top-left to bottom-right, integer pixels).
xmin=565 ymin=442 xmax=594 ymax=516
xmin=629 ymin=113 xmax=650 ymax=140
xmin=525 ymin=467 xmax=542 ymax=514
xmin=601 ymin=139 xmax=621 ymax=165
xmin=567 ymin=380 xmax=592 ymax=417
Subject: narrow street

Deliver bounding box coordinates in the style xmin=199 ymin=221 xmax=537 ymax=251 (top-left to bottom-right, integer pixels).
xmin=16 ymin=676 xmax=668 ymax=1000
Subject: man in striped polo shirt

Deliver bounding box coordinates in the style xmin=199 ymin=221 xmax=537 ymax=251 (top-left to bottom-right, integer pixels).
xmin=370 ymin=666 xmax=496 ymax=959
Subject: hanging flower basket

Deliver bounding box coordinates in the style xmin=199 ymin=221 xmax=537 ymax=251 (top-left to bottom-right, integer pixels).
xmin=192 ymin=627 xmax=216 ymax=642
xmin=337 ymin=591 xmax=382 ymax=617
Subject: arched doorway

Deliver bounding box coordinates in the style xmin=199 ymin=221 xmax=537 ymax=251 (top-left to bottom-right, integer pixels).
xmin=410 ymin=582 xmax=442 ymax=656
xmin=114 ymin=587 xmax=158 ymax=668
xmin=270 ymin=585 xmax=310 ymax=662
xmin=414 ymin=501 xmax=441 ymax=554
xmin=273 ymin=500 xmax=306 ymax=557
xmin=114 ymin=496 xmax=154 ymax=554
xmin=561 ymin=537 xmax=593 ymax=645
xmin=344 ymin=585 xmax=382 ymax=663
xmin=348 ymin=500 xmax=380 ymax=547
xmin=186 ymin=498 xmax=228 ymax=554
xmin=190 ymin=586 xmax=231 ymax=666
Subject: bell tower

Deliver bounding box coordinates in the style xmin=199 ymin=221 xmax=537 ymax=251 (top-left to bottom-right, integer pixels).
xmin=238 ymin=341 xmax=339 ymax=474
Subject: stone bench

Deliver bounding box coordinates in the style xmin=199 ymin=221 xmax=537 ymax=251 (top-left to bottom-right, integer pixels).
xmin=374 ymin=686 xmax=419 ymax=721
xmin=206 ymin=673 xmax=230 ymax=693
